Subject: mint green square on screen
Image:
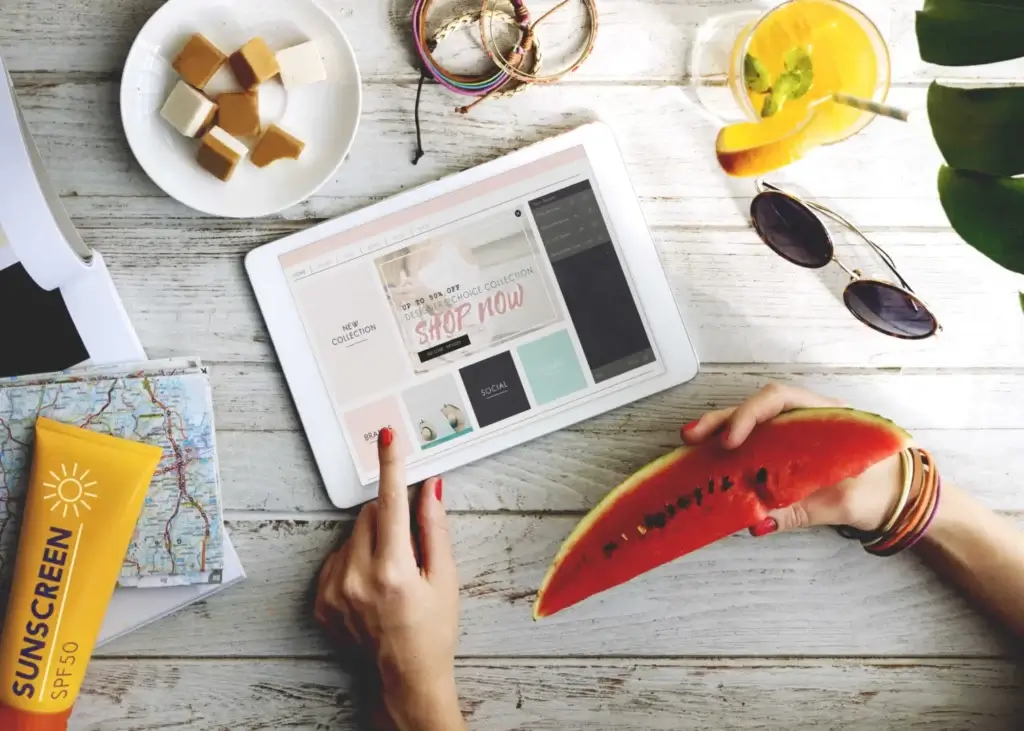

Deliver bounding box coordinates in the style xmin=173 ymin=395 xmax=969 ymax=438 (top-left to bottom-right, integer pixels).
xmin=517 ymin=330 xmax=588 ymax=405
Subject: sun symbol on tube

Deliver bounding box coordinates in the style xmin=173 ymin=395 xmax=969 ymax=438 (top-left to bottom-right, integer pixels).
xmin=42 ymin=463 xmax=98 ymax=519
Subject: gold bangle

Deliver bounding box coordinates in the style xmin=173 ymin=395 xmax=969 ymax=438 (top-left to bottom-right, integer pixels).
xmin=863 ymin=449 xmax=913 ymax=547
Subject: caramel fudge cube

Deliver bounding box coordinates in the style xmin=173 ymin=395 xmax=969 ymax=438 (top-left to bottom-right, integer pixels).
xmin=217 ymin=91 xmax=261 ymax=137
xmin=230 ymin=38 xmax=280 ymax=91
xmin=197 ymin=127 xmax=248 ymax=182
xmin=172 ymin=33 xmax=227 ymax=90
xmin=251 ymin=124 xmax=305 ymax=168
xmin=160 ymin=80 xmax=217 ymax=138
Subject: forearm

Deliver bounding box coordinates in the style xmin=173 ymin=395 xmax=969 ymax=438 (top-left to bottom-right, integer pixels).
xmin=386 ymin=675 xmax=468 ymax=731
xmin=915 ymin=484 xmax=1024 ymax=638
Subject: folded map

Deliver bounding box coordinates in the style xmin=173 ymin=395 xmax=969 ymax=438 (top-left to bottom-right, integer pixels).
xmin=0 ymin=358 xmax=225 ymax=590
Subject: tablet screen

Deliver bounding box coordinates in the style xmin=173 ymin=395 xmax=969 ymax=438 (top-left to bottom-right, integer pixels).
xmin=280 ymin=146 xmax=665 ymax=484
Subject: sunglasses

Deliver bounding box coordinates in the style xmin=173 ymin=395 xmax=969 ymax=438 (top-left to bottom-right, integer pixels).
xmin=750 ymin=181 xmax=941 ymax=340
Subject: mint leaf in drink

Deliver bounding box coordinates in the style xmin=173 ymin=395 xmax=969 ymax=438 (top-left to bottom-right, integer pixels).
xmin=783 ymin=46 xmax=813 ymax=99
xmin=744 ymin=54 xmax=772 ymax=93
xmin=761 ymin=71 xmax=803 ymax=117
xmin=761 ymin=91 xmax=784 ymax=117
xmin=785 ymin=46 xmax=812 ymax=74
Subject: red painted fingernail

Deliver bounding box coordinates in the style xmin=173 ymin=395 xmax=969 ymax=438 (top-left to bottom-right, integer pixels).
xmin=751 ymin=517 xmax=778 ymax=537
xmin=682 ymin=420 xmax=700 ymax=432
xmin=379 ymin=427 xmax=393 ymax=448
xmin=434 ymin=478 xmax=443 ymax=502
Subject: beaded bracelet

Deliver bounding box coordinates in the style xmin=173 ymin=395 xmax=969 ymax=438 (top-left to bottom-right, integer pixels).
xmin=432 ymin=9 xmax=543 ymax=104
xmin=411 ymin=0 xmax=544 ymax=162
xmin=412 ymin=0 xmax=525 ymax=98
xmin=410 ymin=0 xmax=596 ymax=162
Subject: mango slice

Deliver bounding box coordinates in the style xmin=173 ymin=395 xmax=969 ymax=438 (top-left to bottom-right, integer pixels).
xmin=715 ymin=107 xmax=821 ymax=177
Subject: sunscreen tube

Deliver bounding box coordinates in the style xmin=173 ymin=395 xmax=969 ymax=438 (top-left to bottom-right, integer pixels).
xmin=0 ymin=418 xmax=162 ymax=730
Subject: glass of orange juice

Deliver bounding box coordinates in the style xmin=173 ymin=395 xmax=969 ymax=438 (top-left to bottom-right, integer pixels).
xmin=690 ymin=0 xmax=891 ymax=176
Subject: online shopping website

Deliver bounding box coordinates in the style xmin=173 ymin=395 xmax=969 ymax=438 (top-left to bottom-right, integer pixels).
xmin=281 ymin=146 xmax=664 ymax=484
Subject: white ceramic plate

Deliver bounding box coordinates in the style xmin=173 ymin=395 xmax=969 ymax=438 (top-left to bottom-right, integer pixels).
xmin=121 ymin=0 xmax=361 ymax=218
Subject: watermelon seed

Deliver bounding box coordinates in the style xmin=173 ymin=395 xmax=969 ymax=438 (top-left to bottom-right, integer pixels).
xmin=677 ymin=496 xmax=691 ymax=510
xmin=756 ymin=467 xmax=768 ymax=484
xmin=644 ymin=513 xmax=667 ymax=529
xmin=708 ymin=479 xmax=715 ymax=494
xmin=666 ymin=504 xmax=675 ymax=516
xmin=694 ymin=487 xmax=703 ymax=506
xmin=603 ymin=541 xmax=618 ymax=556
xmin=722 ymin=476 xmax=734 ymax=491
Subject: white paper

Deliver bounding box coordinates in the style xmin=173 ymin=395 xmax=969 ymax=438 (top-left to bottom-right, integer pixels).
xmin=98 ymin=535 xmax=246 ymax=647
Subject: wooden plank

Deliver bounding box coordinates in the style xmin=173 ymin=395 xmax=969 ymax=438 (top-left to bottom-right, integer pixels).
xmin=206 ymin=366 xmax=1024 ymax=511
xmin=215 ymin=428 xmax=1024 ymax=514
xmin=89 ymin=225 xmax=1024 ymax=367
xmin=76 ymin=658 xmax=1024 ymax=730
xmin=3 ymin=0 xmax=1023 ymax=83
xmin=98 ymin=518 xmax=1020 ymax=658
xmin=10 ymin=81 xmax=971 ymax=228
xmin=658 ymin=230 xmax=1024 ymax=369
xmin=206 ymin=363 xmax=1024 ymax=432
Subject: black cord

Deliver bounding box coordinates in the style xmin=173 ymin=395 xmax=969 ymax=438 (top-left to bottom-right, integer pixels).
xmin=412 ymin=70 xmax=427 ymax=165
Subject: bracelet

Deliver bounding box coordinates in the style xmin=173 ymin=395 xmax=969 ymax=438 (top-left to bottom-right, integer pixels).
xmin=409 ymin=0 xmax=595 ymax=162
xmin=479 ymin=0 xmax=598 ymax=84
xmin=901 ymin=475 xmax=941 ymax=552
xmin=870 ymin=450 xmax=941 ymax=557
xmin=865 ymin=448 xmax=941 ymax=557
xmin=411 ymin=1 xmax=541 ymax=162
xmin=835 ymin=447 xmax=942 ymax=558
xmin=862 ymin=449 xmax=914 ymax=547
xmin=413 ymin=0 xmax=527 ymax=97
xmin=432 ymin=9 xmax=544 ymax=104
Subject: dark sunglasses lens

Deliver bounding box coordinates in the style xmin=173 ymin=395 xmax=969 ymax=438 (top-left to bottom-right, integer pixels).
xmin=751 ymin=192 xmax=832 ymax=268
xmin=844 ymin=281 xmax=937 ymax=339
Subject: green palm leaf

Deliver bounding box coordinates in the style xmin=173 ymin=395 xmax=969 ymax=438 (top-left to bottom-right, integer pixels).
xmin=917 ymin=0 xmax=1024 ymax=66
xmin=937 ymin=167 xmax=1024 ymax=274
xmin=928 ymin=83 xmax=1024 ymax=176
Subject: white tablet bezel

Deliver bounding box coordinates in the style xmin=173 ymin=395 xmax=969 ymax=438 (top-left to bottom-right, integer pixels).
xmin=246 ymin=122 xmax=699 ymax=508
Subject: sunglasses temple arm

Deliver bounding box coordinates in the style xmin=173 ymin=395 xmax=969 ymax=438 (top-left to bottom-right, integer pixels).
xmin=755 ymin=179 xmax=783 ymax=195
xmin=803 ymin=199 xmax=916 ymax=292
xmin=865 ymin=241 xmax=915 ymax=292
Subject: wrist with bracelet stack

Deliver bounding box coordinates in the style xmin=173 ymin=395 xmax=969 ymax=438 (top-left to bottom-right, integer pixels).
xmin=837 ymin=447 xmax=942 ymax=556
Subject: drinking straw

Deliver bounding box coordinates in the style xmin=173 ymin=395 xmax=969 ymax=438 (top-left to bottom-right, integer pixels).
xmin=832 ymin=92 xmax=910 ymax=122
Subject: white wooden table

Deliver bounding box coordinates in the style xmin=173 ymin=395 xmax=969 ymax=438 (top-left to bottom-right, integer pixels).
xmin=3 ymin=1 xmax=1023 ymax=728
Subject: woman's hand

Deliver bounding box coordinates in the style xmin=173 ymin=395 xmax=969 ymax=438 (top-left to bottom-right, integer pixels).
xmin=681 ymin=383 xmax=903 ymax=536
xmin=314 ymin=428 xmax=465 ymax=731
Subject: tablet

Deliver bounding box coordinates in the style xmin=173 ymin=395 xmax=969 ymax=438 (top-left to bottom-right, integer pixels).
xmin=246 ymin=122 xmax=699 ymax=508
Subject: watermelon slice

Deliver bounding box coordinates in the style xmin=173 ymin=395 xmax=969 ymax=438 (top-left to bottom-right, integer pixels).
xmin=533 ymin=408 xmax=912 ymax=619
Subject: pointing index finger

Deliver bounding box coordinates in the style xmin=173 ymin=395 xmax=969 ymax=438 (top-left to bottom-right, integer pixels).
xmin=375 ymin=427 xmax=414 ymax=562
